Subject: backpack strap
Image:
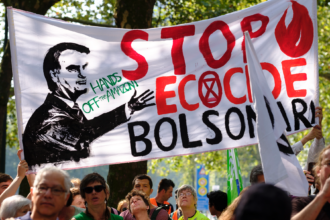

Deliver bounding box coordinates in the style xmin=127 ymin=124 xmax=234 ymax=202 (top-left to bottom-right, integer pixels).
xmin=151 ymin=207 xmax=163 ymax=220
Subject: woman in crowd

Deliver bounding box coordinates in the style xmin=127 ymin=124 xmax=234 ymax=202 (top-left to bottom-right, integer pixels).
xmin=177 ymin=185 xmax=209 ymax=220
xmin=71 ymin=187 xmax=86 ymax=209
xmin=126 ymin=190 xmax=150 ymax=220
xmin=72 ymin=173 xmax=123 ymax=220
xmin=117 ymin=200 xmax=128 ymax=213
xmin=0 ymin=195 xmax=31 ymax=220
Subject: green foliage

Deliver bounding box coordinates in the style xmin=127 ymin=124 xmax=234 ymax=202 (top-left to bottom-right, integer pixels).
xmin=153 ymin=0 xmax=265 ymax=27
xmin=318 ymin=4 xmax=330 ymax=79
xmin=6 ymin=95 xmax=18 ymax=149
xmin=47 ymin=0 xmax=117 ymax=26
xmin=149 ymin=145 xmax=260 ymax=187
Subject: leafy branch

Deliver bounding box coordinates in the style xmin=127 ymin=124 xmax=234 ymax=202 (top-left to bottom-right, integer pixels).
xmin=52 ymin=16 xmax=115 ymax=27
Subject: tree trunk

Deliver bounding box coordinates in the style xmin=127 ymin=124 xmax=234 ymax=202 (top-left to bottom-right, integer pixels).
xmin=107 ymin=161 xmax=148 ymax=207
xmin=0 ymin=0 xmax=60 ymax=195
xmin=115 ymin=0 xmax=156 ymax=28
xmin=0 ymin=43 xmax=12 ymax=173
xmin=107 ymin=0 xmax=156 ymax=208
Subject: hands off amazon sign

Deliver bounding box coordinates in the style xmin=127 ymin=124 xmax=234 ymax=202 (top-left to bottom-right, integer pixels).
xmin=8 ymin=0 xmax=318 ymax=171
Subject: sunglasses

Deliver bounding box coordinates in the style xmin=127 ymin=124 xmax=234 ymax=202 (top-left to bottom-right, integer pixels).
xmin=83 ymin=185 xmax=105 ymax=194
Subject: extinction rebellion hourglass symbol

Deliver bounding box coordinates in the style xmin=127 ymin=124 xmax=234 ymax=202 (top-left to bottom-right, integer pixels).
xmin=198 ymin=71 xmax=222 ymax=108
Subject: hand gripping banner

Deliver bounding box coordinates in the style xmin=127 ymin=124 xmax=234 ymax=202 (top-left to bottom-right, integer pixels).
xmin=7 ymin=0 xmax=319 ymax=171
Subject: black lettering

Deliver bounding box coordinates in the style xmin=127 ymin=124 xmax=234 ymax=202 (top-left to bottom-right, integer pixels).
xmin=225 ymin=107 xmax=245 ymax=140
xmin=202 ymin=110 xmax=222 ymax=145
xmin=128 ymin=122 xmax=152 ymax=156
xmin=264 ymin=97 xmax=274 ymax=128
xmin=277 ymin=134 xmax=294 ymax=155
xmin=154 ymin=118 xmax=177 ymax=151
xmin=277 ymin=101 xmax=292 ymax=132
xmin=292 ymin=98 xmax=312 ymax=131
xmin=245 ymin=105 xmax=256 ymax=138
xmin=179 ymin=114 xmax=202 ymax=148
xmin=310 ymin=100 xmax=315 ymax=124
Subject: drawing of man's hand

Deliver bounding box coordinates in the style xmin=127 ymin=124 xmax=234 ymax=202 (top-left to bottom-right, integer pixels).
xmin=128 ymin=89 xmax=155 ymax=115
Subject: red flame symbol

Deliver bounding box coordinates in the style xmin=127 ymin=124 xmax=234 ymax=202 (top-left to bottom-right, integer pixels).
xmin=275 ymin=1 xmax=313 ymax=57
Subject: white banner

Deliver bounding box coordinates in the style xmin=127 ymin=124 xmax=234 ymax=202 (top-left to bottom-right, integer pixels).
xmin=245 ymin=31 xmax=308 ymax=196
xmin=8 ymin=0 xmax=318 ymax=171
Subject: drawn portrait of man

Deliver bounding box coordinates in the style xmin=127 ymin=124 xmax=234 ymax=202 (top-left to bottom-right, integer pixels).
xmin=23 ymin=42 xmax=155 ymax=169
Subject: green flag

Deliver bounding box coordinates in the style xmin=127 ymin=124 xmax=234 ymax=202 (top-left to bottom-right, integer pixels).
xmin=227 ymin=148 xmax=243 ymax=205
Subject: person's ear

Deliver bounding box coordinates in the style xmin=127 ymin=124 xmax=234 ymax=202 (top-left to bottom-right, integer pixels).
xmin=49 ymin=70 xmax=59 ymax=82
xmin=150 ymin=188 xmax=153 ymax=195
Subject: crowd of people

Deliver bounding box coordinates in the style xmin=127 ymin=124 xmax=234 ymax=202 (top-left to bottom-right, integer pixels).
xmin=0 ymin=107 xmax=327 ymax=220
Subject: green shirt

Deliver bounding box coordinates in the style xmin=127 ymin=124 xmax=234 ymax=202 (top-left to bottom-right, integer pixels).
xmin=74 ymin=212 xmax=123 ymax=220
xmin=178 ymin=210 xmax=209 ymax=220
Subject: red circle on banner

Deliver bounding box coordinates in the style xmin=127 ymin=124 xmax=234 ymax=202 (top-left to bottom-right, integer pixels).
xmin=198 ymin=71 xmax=222 ymax=108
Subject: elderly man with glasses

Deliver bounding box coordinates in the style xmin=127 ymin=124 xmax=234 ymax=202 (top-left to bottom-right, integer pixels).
xmin=177 ymin=185 xmax=209 ymax=220
xmin=16 ymin=167 xmax=71 ymax=220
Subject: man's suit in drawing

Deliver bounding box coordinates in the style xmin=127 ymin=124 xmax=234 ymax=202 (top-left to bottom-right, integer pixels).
xmin=23 ymin=93 xmax=128 ymax=168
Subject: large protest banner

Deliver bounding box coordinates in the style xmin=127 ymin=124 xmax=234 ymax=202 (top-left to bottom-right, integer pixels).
xmin=8 ymin=0 xmax=318 ymax=171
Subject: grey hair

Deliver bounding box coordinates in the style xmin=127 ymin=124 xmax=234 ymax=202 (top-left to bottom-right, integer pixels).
xmin=177 ymin=185 xmax=198 ymax=208
xmin=0 ymin=195 xmax=31 ymax=219
xmin=33 ymin=167 xmax=71 ymax=196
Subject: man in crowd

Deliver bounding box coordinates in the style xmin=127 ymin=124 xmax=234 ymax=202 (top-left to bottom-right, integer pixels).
xmin=207 ymin=190 xmax=227 ymax=218
xmin=120 ymin=174 xmax=168 ymax=220
xmin=0 ymin=160 xmax=29 ymax=206
xmin=250 ymin=164 xmax=264 ymax=185
xmin=17 ymin=167 xmax=71 ymax=220
xmin=150 ymin=178 xmax=175 ymax=214
xmin=291 ymin=145 xmax=330 ymax=220
xmin=0 ymin=174 xmax=13 ymax=196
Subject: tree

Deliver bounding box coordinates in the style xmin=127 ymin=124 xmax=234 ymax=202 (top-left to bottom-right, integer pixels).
xmin=107 ymin=0 xmax=157 ymax=207
xmin=0 ymin=0 xmax=62 ymax=169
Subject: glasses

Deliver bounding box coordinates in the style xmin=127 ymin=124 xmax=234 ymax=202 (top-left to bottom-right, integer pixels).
xmin=36 ymin=186 xmax=67 ymax=196
xmin=83 ymin=185 xmax=105 ymax=194
xmin=179 ymin=192 xmax=192 ymax=198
